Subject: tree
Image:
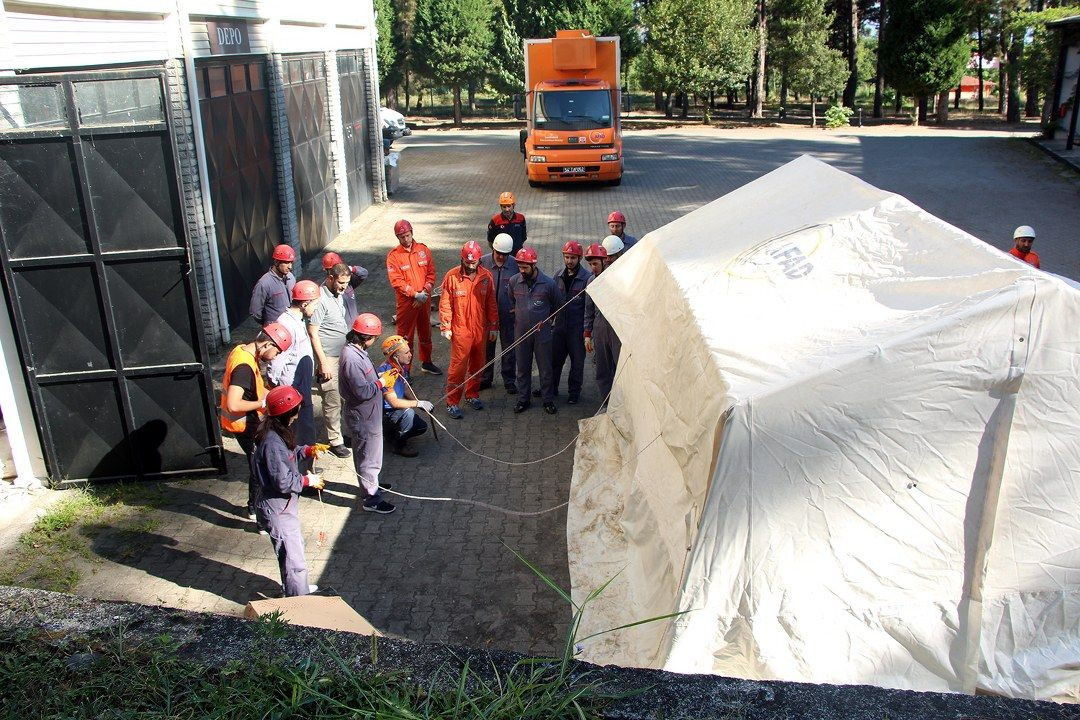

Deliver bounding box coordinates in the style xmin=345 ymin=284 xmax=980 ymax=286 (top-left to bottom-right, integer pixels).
xmin=841 ymin=0 xmax=859 ymax=107
xmin=1012 ymin=5 xmax=1080 ymax=125
xmin=769 ymin=0 xmax=841 ymax=109
xmin=374 ymin=0 xmax=396 ymax=93
xmin=783 ymin=0 xmax=848 ymax=126
xmin=637 ymin=0 xmax=755 ymax=119
xmin=879 ymin=0 xmax=970 ymax=124
xmin=752 ymin=0 xmax=767 ymax=118
xmin=412 ymin=0 xmax=493 ymax=126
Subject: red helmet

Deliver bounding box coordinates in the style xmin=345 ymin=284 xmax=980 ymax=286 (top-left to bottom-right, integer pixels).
xmin=265 ymin=386 xmax=302 ymax=416
xmin=607 ymin=210 xmax=627 ymax=224
xmin=322 ymin=251 xmax=343 ymax=270
xmin=292 ymin=280 xmax=320 ymax=302
xmin=584 ymin=243 xmax=608 ymax=259
xmin=461 ymin=240 xmax=484 ymax=263
xmin=272 ymin=244 xmax=296 ymax=262
xmin=394 ymin=219 xmax=413 ymax=237
xmin=561 ymin=241 xmax=583 ymax=257
xmin=261 ymin=322 xmax=293 ymax=352
xmin=515 ymin=247 xmax=538 ymax=264
xmin=352 ymin=313 xmax=382 ymax=336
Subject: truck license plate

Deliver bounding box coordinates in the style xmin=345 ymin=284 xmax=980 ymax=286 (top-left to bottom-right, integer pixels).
xmin=564 ymin=166 xmax=586 ymax=173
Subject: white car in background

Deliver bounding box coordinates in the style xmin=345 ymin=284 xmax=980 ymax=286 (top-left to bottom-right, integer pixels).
xmin=380 ymin=106 xmax=411 ymax=138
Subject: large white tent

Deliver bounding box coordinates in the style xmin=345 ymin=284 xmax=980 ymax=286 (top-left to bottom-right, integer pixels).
xmin=567 ymin=156 xmax=1080 ymax=701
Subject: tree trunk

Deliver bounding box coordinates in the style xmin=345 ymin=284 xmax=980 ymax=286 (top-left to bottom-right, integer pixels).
xmin=709 ymin=90 xmax=715 ymax=109
xmin=873 ymin=0 xmax=885 ymax=117
xmin=842 ymin=0 xmax=859 ymax=108
xmin=467 ymin=81 xmax=476 ymax=112
xmin=681 ymin=91 xmax=689 ymax=118
xmin=452 ymin=83 xmax=462 ymax=127
xmin=998 ymin=27 xmax=1007 ymax=114
xmin=752 ymin=0 xmax=766 ymax=118
xmin=727 ymin=90 xmax=736 ymax=107
xmin=917 ymin=95 xmax=928 ymax=124
xmin=953 ymin=84 xmax=962 ymax=110
xmin=976 ymin=12 xmax=984 ymax=111
xmin=811 ymin=98 xmax=817 ymax=128
xmin=654 ymin=89 xmax=663 ymax=111
xmin=1025 ymin=81 xmax=1039 ymax=117
xmin=664 ymin=91 xmax=673 ymax=118
xmin=894 ymin=93 xmax=902 ymax=115
xmin=1006 ymin=30 xmax=1021 ymax=123
xmin=936 ymin=90 xmax=950 ymax=124
xmin=404 ymin=69 xmax=411 ymax=112
xmin=780 ymin=74 xmax=788 ymax=109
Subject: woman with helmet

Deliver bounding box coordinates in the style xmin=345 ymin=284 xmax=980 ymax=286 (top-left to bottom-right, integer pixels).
xmin=268 ymin=280 xmax=321 ymax=475
xmin=253 ymin=385 xmax=328 ymax=596
xmin=439 ymin=241 xmax=499 ymax=419
xmin=221 ymin=322 xmax=294 ymax=523
xmin=339 ymin=313 xmax=396 ymax=514
xmin=249 ymin=244 xmax=297 ymax=325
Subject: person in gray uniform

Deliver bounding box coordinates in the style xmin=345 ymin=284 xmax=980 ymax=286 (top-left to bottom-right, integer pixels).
xmin=508 ymin=246 xmax=558 ymax=415
xmin=479 ymin=232 xmax=519 ymax=393
xmin=550 ymin=241 xmax=592 ymax=404
xmin=250 ymin=244 xmax=297 ymax=325
xmin=583 ymin=243 xmax=620 ymax=405
xmin=253 ymin=385 xmax=327 ymax=597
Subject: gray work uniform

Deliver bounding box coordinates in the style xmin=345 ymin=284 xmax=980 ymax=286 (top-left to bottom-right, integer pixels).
xmin=509 ymin=270 xmax=557 ymax=404
xmin=250 ymin=270 xmax=296 ymax=325
xmin=480 ymin=252 xmax=519 ymax=387
xmin=620 ymin=234 xmax=638 ymax=251
xmin=310 ymin=284 xmax=356 ymax=447
xmin=552 ymin=265 xmax=592 ymax=400
xmin=253 ymin=430 xmax=310 ymax=597
xmin=584 ymin=275 xmax=621 ymax=401
xmin=339 ymin=343 xmax=383 ymax=501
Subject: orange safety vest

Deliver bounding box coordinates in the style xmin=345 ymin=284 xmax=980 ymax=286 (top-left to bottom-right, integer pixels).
xmin=220 ymin=345 xmax=265 ymax=434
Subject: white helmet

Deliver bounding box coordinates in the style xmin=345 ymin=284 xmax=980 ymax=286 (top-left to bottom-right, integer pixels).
xmin=1012 ymin=225 xmax=1036 ymax=240
xmin=492 ymin=233 xmax=514 ymax=254
xmin=601 ymin=234 xmax=624 ymax=255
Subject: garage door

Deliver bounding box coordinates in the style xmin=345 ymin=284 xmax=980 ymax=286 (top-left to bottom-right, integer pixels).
xmin=197 ymin=58 xmax=284 ymax=328
xmin=337 ymin=50 xmax=372 ymax=222
xmin=283 ymin=54 xmax=336 ymax=256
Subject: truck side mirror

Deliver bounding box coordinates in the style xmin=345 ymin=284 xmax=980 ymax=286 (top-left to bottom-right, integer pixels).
xmin=513 ymin=94 xmax=524 ymax=120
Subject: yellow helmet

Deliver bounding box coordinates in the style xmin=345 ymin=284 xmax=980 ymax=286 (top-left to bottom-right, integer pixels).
xmin=382 ymin=334 xmax=408 ymax=357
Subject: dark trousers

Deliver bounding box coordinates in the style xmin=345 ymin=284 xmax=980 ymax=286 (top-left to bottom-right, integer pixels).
xmin=383 ymin=408 xmax=428 ymax=447
xmin=292 ymin=355 xmax=315 ymax=474
xmin=236 ymin=435 xmax=257 ymax=511
xmin=482 ymin=318 xmax=516 ymax=387
xmin=552 ymin=328 xmax=586 ymax=400
xmin=516 ymin=332 xmax=554 ymax=404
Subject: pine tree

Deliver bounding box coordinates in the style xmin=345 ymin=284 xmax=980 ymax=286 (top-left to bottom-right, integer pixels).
xmin=412 ymin=0 xmax=494 ymax=126
xmin=374 ymin=0 xmax=396 ymax=93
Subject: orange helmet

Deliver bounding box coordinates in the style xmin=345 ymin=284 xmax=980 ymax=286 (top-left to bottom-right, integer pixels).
xmin=561 ymin=241 xmax=583 ymax=257
xmin=515 ymin=247 xmax=538 ymax=264
xmin=352 ymin=313 xmax=382 ymax=336
xmin=498 ymin=191 xmax=516 ymax=206
xmin=584 ymin=243 xmax=608 ymax=259
xmin=394 ymin=219 xmax=413 ymax=237
xmin=261 ymin=322 xmax=293 ymax=352
xmin=382 ymin=334 xmax=408 ymax=357
xmin=607 ymin=210 xmax=627 ymax=224
xmin=266 ymin=386 xmax=302 ymax=416
xmin=322 ymin=251 xmax=343 ymax=270
xmin=292 ymin=280 xmax=320 ymax=302
xmin=272 ymin=244 xmax=296 ymax=262
xmin=461 ymin=240 xmax=484 ymax=263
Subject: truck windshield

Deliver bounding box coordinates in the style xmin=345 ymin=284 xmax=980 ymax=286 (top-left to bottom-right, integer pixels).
xmin=534 ymin=89 xmax=611 ymax=131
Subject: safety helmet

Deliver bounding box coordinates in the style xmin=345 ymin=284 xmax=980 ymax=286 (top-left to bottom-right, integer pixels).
xmin=515 ymin=247 xmax=538 ymax=264
xmin=584 ymin=243 xmax=608 ymax=259
xmin=382 ymin=334 xmax=408 ymax=357
xmin=607 ymin=210 xmax=627 ymax=224
xmin=261 ymin=322 xmax=293 ymax=353
xmin=265 ymin=385 xmax=302 ymax=417
xmin=1013 ymin=225 xmax=1036 ymax=240
xmin=561 ymin=241 xmax=584 ymax=257
xmin=322 ymin=251 xmax=343 ymax=270
xmin=492 ymin=233 xmax=514 ymax=254
xmin=272 ymin=244 xmax=296 ymax=262
xmin=394 ymin=219 xmax=413 ymax=237
xmin=292 ymin=280 xmax=320 ymax=302
xmin=601 ymin=234 xmax=624 ymax=255
xmin=352 ymin=313 xmax=383 ymax=336
xmin=461 ymin=240 xmax=484 ymax=263
xmin=498 ymin=191 xmax=516 ymax=206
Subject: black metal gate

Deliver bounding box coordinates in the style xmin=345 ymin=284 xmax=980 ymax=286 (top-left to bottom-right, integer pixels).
xmin=0 ymin=69 xmax=225 ymax=485
xmin=337 ymin=51 xmax=372 ymax=222
xmin=282 ymin=54 xmax=336 ymax=256
xmin=197 ymin=57 xmax=284 ymax=328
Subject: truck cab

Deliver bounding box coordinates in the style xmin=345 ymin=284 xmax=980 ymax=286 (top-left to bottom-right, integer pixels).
xmin=522 ymin=31 xmax=622 ymax=186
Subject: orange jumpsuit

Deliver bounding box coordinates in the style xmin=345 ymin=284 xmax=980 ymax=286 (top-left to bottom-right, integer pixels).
xmin=386 ymin=242 xmax=436 ymax=364
xmin=439 ymin=265 xmax=498 ymax=406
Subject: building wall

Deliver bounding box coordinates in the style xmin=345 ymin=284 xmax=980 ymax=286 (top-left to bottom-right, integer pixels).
xmin=1054 ymin=35 xmax=1079 ymax=134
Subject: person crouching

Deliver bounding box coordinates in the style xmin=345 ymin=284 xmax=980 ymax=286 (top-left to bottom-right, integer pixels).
xmin=378 ymin=334 xmax=434 ymax=457
xmin=253 ymin=385 xmax=328 ymax=597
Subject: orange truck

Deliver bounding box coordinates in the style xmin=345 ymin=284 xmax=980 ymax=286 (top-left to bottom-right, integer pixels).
xmin=520 ymin=30 xmax=623 ymax=187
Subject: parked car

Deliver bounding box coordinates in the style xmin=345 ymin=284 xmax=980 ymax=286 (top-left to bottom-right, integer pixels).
xmin=380 ymin=107 xmax=411 ymax=138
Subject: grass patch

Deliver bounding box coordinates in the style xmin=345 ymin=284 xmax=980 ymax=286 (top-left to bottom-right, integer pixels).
xmin=0 ymin=483 xmax=170 ymax=594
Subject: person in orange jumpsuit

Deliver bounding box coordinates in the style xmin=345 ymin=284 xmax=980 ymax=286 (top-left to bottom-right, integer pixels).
xmin=385 ymin=219 xmax=441 ymax=374
xmin=438 ymin=240 xmax=498 ymax=419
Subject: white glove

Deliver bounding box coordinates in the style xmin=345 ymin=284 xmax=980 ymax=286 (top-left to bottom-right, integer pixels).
xmin=441 ymin=329 xmax=452 ymax=341
xmin=415 ymin=290 xmax=428 ymax=303
xmin=416 ymin=400 xmax=434 ymax=413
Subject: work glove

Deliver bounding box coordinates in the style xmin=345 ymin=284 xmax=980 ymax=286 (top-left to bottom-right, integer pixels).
xmin=488 ymin=330 xmax=498 ymax=343
xmin=585 ymin=337 xmax=594 ymax=354
xmin=303 ymin=472 xmax=326 ymax=490
xmin=416 ymin=400 xmax=434 ymax=413
xmin=415 ymin=290 xmax=429 ymax=304
xmin=441 ymin=329 xmax=453 ymax=341
xmin=304 ymin=443 xmax=331 ymax=459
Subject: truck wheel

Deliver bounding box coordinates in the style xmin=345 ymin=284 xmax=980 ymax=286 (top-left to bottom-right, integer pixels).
xmin=528 ymin=179 xmax=541 ymax=188
xmin=607 ymin=176 xmax=622 ymax=187
xmin=519 ymin=129 xmax=528 ymax=155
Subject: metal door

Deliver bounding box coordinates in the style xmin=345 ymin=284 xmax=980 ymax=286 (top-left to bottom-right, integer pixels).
xmin=282 ymin=54 xmax=336 ymax=256
xmin=337 ymin=51 xmax=372 ymax=221
xmin=0 ymin=69 xmax=225 ymax=485
xmin=197 ymin=58 xmax=283 ymax=328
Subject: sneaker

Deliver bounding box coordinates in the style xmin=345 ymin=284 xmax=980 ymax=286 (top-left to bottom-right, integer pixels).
xmin=420 ymin=362 xmax=443 ymax=375
xmin=543 ymin=402 xmax=557 ymax=415
xmin=447 ymin=404 xmax=464 ymax=420
xmin=258 ymin=528 xmax=268 ymax=536
xmin=505 ymin=383 xmax=517 ymax=395
xmin=392 ymin=443 xmax=418 ymax=457
xmin=464 ymin=397 xmax=484 ymax=411
xmin=513 ymin=401 xmax=531 ymax=414
xmin=329 ymin=444 xmax=350 ymax=458
xmin=532 ymin=388 xmax=541 ymax=398
xmin=363 ymin=500 xmax=396 ymax=514
xmin=567 ymin=396 xmax=579 ymax=405
xmin=246 ymin=506 xmax=256 ymax=521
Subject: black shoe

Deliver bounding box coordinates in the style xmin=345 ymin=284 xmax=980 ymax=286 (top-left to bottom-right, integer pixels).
xmin=532 ymin=388 xmax=541 ymax=397
xmin=479 ymin=379 xmax=493 ymax=390
xmin=420 ymin=362 xmax=442 ymax=375
xmin=543 ymin=402 xmax=557 ymax=415
xmin=329 ymin=444 xmax=350 ymax=458
xmin=363 ymin=500 xmax=396 ymax=514
xmin=567 ymin=396 xmax=579 ymax=405
xmin=513 ymin=401 xmax=531 ymax=413
xmin=505 ymin=383 xmax=517 ymax=395
xmin=392 ymin=443 xmax=418 ymax=457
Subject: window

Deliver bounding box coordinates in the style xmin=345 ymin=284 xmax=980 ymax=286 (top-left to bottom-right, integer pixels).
xmin=534 ymin=89 xmax=612 ymax=131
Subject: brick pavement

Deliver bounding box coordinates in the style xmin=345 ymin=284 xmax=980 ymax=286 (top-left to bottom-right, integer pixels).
xmin=70 ymin=124 xmax=1080 ymax=657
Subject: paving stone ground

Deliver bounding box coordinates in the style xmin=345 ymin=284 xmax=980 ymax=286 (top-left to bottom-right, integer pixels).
xmin=43 ymin=124 xmax=1080 ymax=657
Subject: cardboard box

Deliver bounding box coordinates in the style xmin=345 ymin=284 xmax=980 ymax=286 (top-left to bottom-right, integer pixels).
xmin=244 ymin=594 xmax=381 ymax=636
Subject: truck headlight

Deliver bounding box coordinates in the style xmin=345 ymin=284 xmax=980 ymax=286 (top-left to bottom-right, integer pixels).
xmin=529 ymin=155 xmax=547 ymax=163
xmin=601 ymin=153 xmax=619 ymax=161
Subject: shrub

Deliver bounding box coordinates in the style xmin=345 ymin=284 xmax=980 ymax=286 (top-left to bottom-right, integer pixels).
xmin=824 ymin=104 xmax=854 ymax=129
